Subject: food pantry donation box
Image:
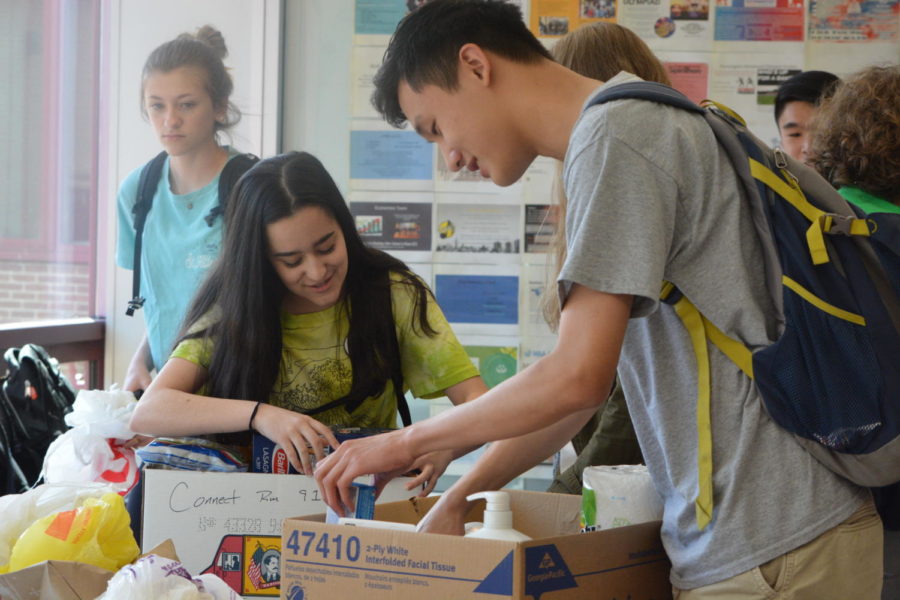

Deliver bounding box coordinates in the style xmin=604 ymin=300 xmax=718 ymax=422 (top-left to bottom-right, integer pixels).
xmin=141 ymin=469 xmax=414 ymax=598
xmin=281 ymin=490 xmax=673 ymax=600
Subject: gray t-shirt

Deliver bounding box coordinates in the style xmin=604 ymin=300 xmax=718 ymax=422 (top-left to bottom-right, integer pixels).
xmin=559 ymin=73 xmax=866 ymax=589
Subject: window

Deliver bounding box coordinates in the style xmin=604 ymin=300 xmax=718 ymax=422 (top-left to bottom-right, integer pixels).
xmin=0 ymin=0 xmax=102 ymax=324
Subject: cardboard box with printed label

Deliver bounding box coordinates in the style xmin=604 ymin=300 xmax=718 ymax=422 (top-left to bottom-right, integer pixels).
xmin=280 ymin=490 xmax=672 ymax=600
xmin=140 ymin=469 xmax=415 ymax=599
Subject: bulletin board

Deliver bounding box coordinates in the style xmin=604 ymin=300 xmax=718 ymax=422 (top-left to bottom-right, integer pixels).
xmin=346 ymin=0 xmax=899 ymax=391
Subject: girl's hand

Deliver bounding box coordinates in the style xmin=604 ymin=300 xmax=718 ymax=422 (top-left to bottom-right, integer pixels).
xmin=371 ymin=449 xmax=454 ymax=498
xmin=414 ymin=489 xmax=470 ymax=535
xmin=406 ymin=450 xmax=455 ymax=496
xmin=123 ymin=434 xmax=154 ymax=449
xmin=251 ymin=404 xmax=340 ymax=475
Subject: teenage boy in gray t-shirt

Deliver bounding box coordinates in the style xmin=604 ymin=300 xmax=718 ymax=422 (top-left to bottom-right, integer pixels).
xmin=316 ymin=1 xmax=882 ymax=596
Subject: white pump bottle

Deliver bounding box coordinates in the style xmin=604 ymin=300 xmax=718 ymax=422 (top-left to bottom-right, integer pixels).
xmin=464 ymin=491 xmax=532 ymax=541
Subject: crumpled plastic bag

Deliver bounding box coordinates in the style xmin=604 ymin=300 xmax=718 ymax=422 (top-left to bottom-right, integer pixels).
xmin=97 ymin=554 xmax=240 ymax=600
xmin=7 ymin=491 xmax=140 ymax=573
xmin=0 ymin=481 xmax=113 ymax=573
xmin=43 ymin=388 xmax=141 ymax=495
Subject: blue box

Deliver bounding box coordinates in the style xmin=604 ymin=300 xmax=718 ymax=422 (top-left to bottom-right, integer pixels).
xmin=251 ymin=427 xmax=394 ymax=474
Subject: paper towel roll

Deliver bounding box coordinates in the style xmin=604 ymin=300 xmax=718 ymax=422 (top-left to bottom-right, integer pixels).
xmin=581 ymin=465 xmax=663 ymax=531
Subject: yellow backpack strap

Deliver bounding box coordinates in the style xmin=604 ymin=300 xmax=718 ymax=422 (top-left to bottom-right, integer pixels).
xmin=661 ymin=282 xmax=758 ymax=530
xmin=748 ymin=158 xmax=871 ymax=265
xmin=700 ymin=99 xmax=746 ymax=126
xmin=664 ymin=289 xmax=714 ymax=530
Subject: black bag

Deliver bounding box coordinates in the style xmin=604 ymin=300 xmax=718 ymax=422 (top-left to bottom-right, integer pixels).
xmin=0 ymin=344 xmax=77 ymax=495
xmin=126 ymin=151 xmax=259 ymax=316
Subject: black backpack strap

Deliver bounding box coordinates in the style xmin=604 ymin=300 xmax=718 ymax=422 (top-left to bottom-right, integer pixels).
xmin=205 ymin=153 xmax=260 ymax=226
xmin=389 ymin=318 xmax=411 ymax=427
xmin=127 ymin=151 xmax=167 ymax=316
xmin=585 ymin=80 xmax=705 ymax=115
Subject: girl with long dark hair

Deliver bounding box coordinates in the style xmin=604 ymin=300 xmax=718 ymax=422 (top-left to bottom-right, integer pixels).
xmin=131 ymin=152 xmax=486 ymax=490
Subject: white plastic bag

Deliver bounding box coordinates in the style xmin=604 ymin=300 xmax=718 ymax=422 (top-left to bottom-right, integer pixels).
xmin=97 ymin=554 xmax=240 ymax=600
xmin=42 ymin=388 xmax=141 ymax=495
xmin=581 ymin=465 xmax=664 ymax=530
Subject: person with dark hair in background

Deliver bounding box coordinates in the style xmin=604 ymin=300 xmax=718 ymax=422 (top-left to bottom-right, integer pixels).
xmin=117 ymin=26 xmax=250 ymax=394
xmin=773 ymin=70 xmax=839 ymax=164
xmin=315 ymin=2 xmax=882 ymax=597
xmin=130 ymin=152 xmax=487 ymax=491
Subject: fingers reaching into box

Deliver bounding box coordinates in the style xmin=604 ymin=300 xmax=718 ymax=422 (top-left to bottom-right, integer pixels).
xmin=314 ymin=429 xmax=415 ymax=516
xmin=251 ymin=404 xmax=340 ymax=475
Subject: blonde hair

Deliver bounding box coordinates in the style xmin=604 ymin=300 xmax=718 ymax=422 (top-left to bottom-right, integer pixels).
xmin=541 ymin=23 xmax=671 ymax=330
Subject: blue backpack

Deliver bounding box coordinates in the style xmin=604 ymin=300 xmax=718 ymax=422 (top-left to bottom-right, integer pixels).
xmin=587 ymin=82 xmax=900 ymax=530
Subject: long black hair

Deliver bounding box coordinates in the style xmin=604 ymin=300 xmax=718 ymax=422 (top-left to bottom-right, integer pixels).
xmin=179 ymin=151 xmax=436 ymax=408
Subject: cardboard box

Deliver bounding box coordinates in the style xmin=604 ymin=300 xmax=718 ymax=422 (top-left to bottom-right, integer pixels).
xmin=141 ymin=469 xmax=415 ymax=599
xmin=0 ymin=540 xmax=177 ymax=600
xmin=280 ymin=490 xmax=672 ymax=600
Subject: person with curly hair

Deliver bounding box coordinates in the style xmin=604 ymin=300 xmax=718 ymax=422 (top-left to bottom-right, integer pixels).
xmin=808 ymin=65 xmax=900 ymax=215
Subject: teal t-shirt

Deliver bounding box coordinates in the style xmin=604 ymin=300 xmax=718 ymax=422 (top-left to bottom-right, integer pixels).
xmin=116 ymin=148 xmax=242 ymax=371
xmin=839 ymin=186 xmax=900 ymax=215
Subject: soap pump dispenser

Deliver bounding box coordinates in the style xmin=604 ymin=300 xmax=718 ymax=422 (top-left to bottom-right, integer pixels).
xmin=464 ymin=491 xmax=532 ymax=541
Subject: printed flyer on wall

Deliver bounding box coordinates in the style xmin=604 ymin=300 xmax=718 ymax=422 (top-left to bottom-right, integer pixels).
xmin=464 ymin=342 xmax=519 ymax=387
xmin=433 ymin=147 xmax=522 ymax=196
xmin=714 ymin=0 xmax=804 ymax=41
xmin=433 ymin=202 xmax=522 ymax=262
xmin=354 ymin=0 xmax=408 ymax=44
xmin=524 ymin=203 xmax=559 ymax=255
xmin=350 ymin=126 xmax=433 ymax=191
xmin=433 ymin=264 xmax=520 ymax=335
xmin=808 ymin=0 xmax=899 ymax=41
xmin=658 ymin=51 xmax=712 ymax=103
xmin=350 ymin=197 xmax=433 ymax=255
xmin=519 ymin=263 xmax=557 ymax=338
xmin=618 ymin=0 xmax=712 ymax=50
xmin=531 ymin=0 xmax=617 ymax=39
xmin=708 ymin=52 xmax=803 ymax=145
xmin=351 ymin=44 xmax=386 ymax=119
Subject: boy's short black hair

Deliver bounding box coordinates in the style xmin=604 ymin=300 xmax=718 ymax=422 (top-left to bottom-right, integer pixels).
xmin=372 ymin=0 xmax=553 ymax=127
xmin=774 ymin=70 xmax=840 ymax=125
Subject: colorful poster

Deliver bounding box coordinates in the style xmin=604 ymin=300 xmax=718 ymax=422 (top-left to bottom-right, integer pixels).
xmin=809 ymin=0 xmax=900 ymax=41
xmin=464 ymin=344 xmax=519 ymax=387
xmin=714 ymin=0 xmax=805 ymax=41
xmin=619 ymin=0 xmax=712 ymax=50
xmin=350 ymin=200 xmax=432 ymax=251
xmin=530 ymin=0 xmax=617 ymax=39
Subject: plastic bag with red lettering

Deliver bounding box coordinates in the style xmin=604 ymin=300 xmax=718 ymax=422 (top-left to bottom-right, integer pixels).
xmin=42 ymin=388 xmax=141 ymax=495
